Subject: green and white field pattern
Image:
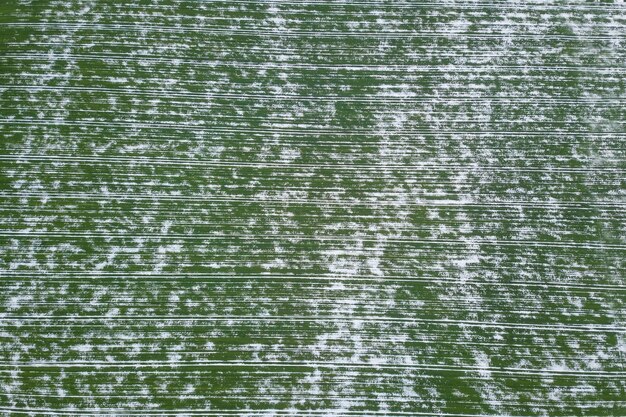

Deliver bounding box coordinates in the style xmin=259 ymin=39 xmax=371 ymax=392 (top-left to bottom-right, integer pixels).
xmin=1 ymin=0 xmax=625 ymax=416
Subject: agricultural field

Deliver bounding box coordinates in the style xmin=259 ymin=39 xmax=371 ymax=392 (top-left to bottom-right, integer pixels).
xmin=0 ymin=0 xmax=625 ymax=416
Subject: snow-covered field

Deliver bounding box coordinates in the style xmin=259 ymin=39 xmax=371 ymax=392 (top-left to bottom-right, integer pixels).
xmin=1 ymin=1 xmax=625 ymax=415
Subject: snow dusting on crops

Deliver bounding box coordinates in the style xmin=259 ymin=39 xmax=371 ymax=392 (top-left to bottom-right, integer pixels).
xmin=1 ymin=0 xmax=625 ymax=415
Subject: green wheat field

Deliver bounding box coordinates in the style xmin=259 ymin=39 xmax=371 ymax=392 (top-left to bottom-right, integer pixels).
xmin=1 ymin=1 xmax=625 ymax=416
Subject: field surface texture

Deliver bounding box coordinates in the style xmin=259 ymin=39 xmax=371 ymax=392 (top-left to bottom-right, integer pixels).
xmin=1 ymin=1 xmax=625 ymax=416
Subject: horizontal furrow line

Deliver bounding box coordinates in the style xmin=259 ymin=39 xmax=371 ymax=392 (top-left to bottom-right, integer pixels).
xmin=7 ymin=0 xmax=626 ymax=11
xmin=2 ymin=231 xmax=623 ymax=250
xmin=4 ymin=85 xmax=623 ymax=104
xmin=7 ymin=42 xmax=626 ymax=59
xmin=7 ymin=109 xmax=625 ymax=129
xmin=4 ymin=154 xmax=624 ymax=173
xmin=5 ymin=119 xmax=623 ymax=136
xmin=1 ymin=22 xmax=622 ymax=40
xmin=0 ymin=360 xmax=624 ymax=378
xmin=4 ymin=211 xmax=624 ymax=225
xmin=4 ymin=53 xmax=626 ymax=72
xmin=2 ymin=192 xmax=620 ymax=208
xmin=2 ymin=315 xmax=623 ymax=333
xmin=0 ymin=406 xmax=592 ymax=417
xmin=0 ymin=273 xmax=622 ymax=291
